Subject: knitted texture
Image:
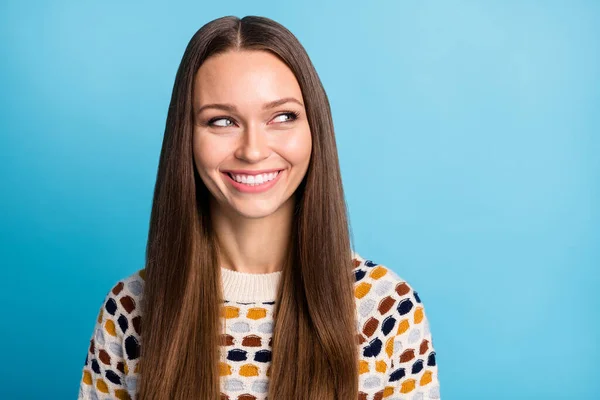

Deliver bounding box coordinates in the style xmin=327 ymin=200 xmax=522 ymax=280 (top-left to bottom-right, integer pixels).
xmin=77 ymin=252 xmax=440 ymax=399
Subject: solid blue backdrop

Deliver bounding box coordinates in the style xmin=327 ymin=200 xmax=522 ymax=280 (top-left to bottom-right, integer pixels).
xmin=0 ymin=0 xmax=598 ymax=399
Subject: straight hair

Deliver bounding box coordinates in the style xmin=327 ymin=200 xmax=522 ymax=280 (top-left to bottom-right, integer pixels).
xmin=137 ymin=15 xmax=358 ymax=399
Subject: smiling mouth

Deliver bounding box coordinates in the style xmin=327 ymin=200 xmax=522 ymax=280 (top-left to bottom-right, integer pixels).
xmin=224 ymin=170 xmax=284 ymax=186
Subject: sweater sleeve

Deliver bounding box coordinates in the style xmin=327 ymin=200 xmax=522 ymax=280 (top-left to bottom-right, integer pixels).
xmin=78 ymin=286 xmax=131 ymax=400
xmin=385 ymin=282 xmax=441 ymax=399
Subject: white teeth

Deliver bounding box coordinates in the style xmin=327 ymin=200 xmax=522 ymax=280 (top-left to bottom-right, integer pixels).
xmin=229 ymin=171 xmax=280 ymax=186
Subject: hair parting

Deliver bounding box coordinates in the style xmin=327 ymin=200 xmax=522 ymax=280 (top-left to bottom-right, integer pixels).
xmin=137 ymin=15 xmax=358 ymax=400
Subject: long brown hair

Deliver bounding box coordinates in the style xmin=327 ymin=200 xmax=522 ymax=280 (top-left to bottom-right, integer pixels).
xmin=138 ymin=15 xmax=358 ymax=399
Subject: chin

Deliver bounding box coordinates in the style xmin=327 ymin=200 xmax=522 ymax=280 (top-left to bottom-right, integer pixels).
xmin=224 ymin=198 xmax=278 ymax=218
xmin=234 ymin=207 xmax=279 ymax=219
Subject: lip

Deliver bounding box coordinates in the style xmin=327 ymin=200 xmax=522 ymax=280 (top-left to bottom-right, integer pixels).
xmin=222 ymin=168 xmax=284 ymax=175
xmin=222 ymin=169 xmax=284 ymax=194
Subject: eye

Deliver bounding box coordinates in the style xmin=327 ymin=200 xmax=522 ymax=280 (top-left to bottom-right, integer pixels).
xmin=271 ymin=111 xmax=299 ymax=124
xmin=207 ymin=117 xmax=235 ymax=128
xmin=206 ymin=111 xmax=299 ymax=128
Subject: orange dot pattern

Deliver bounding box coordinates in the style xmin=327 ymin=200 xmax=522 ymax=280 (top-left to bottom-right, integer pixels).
xmin=78 ymin=252 xmax=440 ymax=399
xmin=353 ymin=253 xmax=440 ymax=399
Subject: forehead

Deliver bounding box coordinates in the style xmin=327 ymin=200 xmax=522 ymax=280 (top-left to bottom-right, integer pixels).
xmin=193 ymin=50 xmax=303 ymax=108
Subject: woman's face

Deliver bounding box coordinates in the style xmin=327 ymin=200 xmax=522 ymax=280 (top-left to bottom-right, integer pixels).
xmin=192 ymin=50 xmax=312 ymax=219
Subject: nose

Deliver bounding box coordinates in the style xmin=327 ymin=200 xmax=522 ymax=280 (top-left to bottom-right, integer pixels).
xmin=234 ymin=121 xmax=271 ymax=163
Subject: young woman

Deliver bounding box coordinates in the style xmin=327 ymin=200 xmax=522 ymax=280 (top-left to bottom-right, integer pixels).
xmin=78 ymin=15 xmax=440 ymax=400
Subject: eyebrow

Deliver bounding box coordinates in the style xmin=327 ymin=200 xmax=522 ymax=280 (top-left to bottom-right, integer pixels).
xmin=196 ymin=97 xmax=304 ymax=115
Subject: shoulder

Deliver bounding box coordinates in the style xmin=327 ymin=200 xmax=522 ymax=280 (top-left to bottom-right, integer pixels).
xmin=80 ymin=270 xmax=145 ymax=398
xmin=352 ymin=251 xmax=422 ymax=308
xmin=351 ymin=251 xmax=431 ymax=349
xmin=351 ymin=252 xmax=440 ymax=399
xmin=105 ymin=268 xmax=145 ymax=309
xmin=96 ymin=269 xmax=146 ymax=334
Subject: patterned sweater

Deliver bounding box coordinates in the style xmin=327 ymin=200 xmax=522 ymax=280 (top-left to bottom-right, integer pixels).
xmin=78 ymin=252 xmax=441 ymax=399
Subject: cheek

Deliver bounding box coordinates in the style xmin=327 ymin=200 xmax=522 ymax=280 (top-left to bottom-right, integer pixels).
xmin=278 ymin=127 xmax=312 ymax=165
xmin=193 ymin=131 xmax=228 ymax=171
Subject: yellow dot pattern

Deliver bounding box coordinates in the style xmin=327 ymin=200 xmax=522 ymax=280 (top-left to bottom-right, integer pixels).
xmin=77 ymin=252 xmax=440 ymax=399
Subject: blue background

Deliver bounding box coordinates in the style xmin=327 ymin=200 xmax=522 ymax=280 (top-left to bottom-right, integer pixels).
xmin=1 ymin=1 xmax=598 ymax=399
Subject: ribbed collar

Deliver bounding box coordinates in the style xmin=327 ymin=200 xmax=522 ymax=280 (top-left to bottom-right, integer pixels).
xmin=220 ymin=266 xmax=282 ymax=303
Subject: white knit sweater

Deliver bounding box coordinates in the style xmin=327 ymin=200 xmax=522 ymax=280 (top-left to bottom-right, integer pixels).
xmin=78 ymin=252 xmax=441 ymax=399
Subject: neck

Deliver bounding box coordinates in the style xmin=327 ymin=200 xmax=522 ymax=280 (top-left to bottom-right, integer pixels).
xmin=210 ymin=195 xmax=294 ymax=274
xmin=220 ymin=265 xmax=282 ymax=302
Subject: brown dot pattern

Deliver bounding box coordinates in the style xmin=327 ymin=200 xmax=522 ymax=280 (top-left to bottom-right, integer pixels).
xmin=78 ymin=252 xmax=440 ymax=399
